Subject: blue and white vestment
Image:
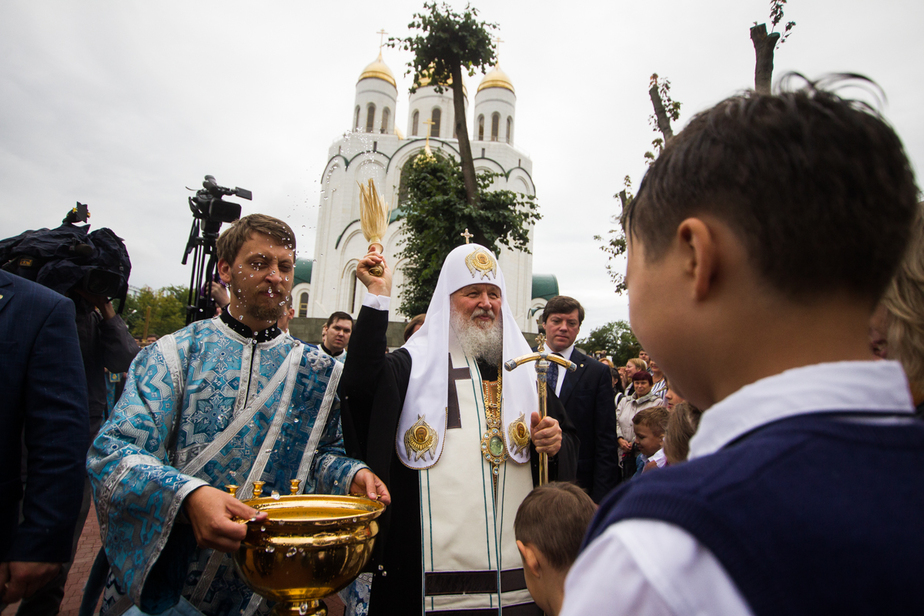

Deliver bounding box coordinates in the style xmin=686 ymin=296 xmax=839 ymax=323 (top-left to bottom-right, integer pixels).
xmin=87 ymin=317 xmax=366 ymax=616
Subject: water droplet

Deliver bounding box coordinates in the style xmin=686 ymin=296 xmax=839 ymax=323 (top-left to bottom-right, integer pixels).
xmin=287 ymin=547 xmax=297 ymax=558
xmin=265 ymin=545 xmax=275 ymax=553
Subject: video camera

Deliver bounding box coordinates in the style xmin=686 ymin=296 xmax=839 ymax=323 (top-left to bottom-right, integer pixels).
xmin=0 ymin=202 xmax=131 ymax=306
xmin=183 ymin=175 xmax=251 ymax=324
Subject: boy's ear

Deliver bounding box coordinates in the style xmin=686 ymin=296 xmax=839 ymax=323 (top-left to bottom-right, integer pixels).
xmin=217 ymin=259 xmax=232 ymax=284
xmin=516 ymin=540 xmax=542 ymax=578
xmin=677 ymin=218 xmax=718 ymax=302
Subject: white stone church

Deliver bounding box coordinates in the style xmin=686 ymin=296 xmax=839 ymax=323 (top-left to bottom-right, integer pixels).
xmin=292 ymin=50 xmax=558 ymax=334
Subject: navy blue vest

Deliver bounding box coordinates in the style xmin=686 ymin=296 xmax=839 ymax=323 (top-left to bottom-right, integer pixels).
xmin=585 ymin=412 xmax=924 ymax=615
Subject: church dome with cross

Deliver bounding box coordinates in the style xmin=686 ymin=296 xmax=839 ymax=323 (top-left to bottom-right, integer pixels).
xmin=299 ymin=42 xmax=555 ymax=339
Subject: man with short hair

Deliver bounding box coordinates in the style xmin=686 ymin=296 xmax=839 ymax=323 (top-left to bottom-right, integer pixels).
xmin=88 ymin=214 xmax=388 ymax=616
xmin=342 ymin=244 xmax=578 ymax=615
xmin=540 ymin=296 xmax=618 ymax=502
xmin=321 ymin=311 xmax=352 ymax=361
xmin=562 ymin=77 xmax=923 ymax=614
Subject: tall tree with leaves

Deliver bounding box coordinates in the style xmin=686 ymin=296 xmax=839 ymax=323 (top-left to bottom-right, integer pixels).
xmin=398 ymin=151 xmax=539 ymax=316
xmin=595 ymin=74 xmax=681 ymax=292
xmin=391 ymin=2 xmax=497 ymax=247
xmin=120 ymin=285 xmax=187 ymax=339
xmin=751 ymin=0 xmax=796 ymax=94
xmin=576 ymin=320 xmax=641 ymax=367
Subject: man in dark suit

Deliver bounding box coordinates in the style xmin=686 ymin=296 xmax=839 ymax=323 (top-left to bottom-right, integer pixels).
xmin=0 ymin=270 xmax=89 ymax=608
xmin=541 ymin=296 xmax=619 ymax=502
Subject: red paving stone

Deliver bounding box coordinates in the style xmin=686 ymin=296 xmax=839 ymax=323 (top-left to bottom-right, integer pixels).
xmin=2 ymin=503 xmax=344 ymax=616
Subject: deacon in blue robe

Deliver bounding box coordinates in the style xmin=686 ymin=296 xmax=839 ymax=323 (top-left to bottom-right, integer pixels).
xmin=87 ymin=314 xmax=369 ymax=616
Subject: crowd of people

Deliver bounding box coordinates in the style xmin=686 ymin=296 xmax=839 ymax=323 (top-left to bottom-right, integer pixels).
xmin=4 ymin=75 xmax=924 ymax=616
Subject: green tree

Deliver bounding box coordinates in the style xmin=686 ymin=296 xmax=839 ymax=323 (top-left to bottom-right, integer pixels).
xmin=391 ymin=2 xmax=497 ymax=247
xmin=576 ymin=320 xmax=640 ymax=367
xmin=398 ymin=151 xmax=539 ymax=316
xmin=120 ymin=285 xmax=187 ymax=338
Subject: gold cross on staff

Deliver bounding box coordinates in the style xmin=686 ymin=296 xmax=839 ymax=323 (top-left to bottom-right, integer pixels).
xmin=461 ymin=228 xmax=473 ymax=244
xmin=377 ymin=29 xmax=388 ymax=50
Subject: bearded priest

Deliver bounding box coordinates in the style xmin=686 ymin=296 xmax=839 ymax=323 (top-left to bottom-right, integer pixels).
xmin=341 ymin=243 xmax=579 ymax=616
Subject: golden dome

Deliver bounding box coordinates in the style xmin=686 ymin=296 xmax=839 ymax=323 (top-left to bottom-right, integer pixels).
xmin=358 ymin=52 xmax=396 ymax=88
xmin=477 ymin=65 xmax=515 ymax=94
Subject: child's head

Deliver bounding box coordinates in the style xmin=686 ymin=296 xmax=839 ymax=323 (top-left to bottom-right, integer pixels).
xmin=621 ymin=75 xmax=920 ymax=409
xmin=664 ymin=402 xmax=704 ymax=465
xmin=515 ymin=482 xmax=597 ymax=616
xmin=623 ymin=75 xmax=918 ymax=306
xmin=664 ymin=376 xmax=685 ymax=409
xmin=633 ymin=407 xmax=669 ymax=457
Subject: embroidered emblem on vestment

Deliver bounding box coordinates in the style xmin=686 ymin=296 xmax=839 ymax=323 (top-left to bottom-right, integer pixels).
xmin=508 ymin=414 xmax=530 ymax=455
xmin=405 ymin=414 xmax=439 ymax=461
xmin=465 ymin=248 xmax=497 ymax=280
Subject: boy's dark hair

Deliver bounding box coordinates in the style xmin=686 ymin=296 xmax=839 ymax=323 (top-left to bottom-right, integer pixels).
xmin=633 ymin=406 xmax=669 ymax=436
xmin=216 ymin=214 xmax=296 ymax=265
xmin=541 ymin=296 xmax=585 ymax=325
xmin=514 ymin=482 xmax=597 ymax=571
xmin=632 ymin=371 xmax=653 ymax=385
xmin=622 ymin=74 xmax=919 ymax=307
xmin=325 ymin=311 xmax=353 ymax=328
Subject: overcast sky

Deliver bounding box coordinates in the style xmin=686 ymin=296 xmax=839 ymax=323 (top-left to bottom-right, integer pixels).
xmin=2 ymin=0 xmax=922 ymax=334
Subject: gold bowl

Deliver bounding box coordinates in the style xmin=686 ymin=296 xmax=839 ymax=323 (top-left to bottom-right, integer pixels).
xmin=232 ymin=494 xmax=385 ymax=616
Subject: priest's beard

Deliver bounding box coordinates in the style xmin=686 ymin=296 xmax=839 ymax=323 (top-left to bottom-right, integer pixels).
xmin=451 ymin=306 xmax=503 ymax=366
xmin=229 ymin=271 xmax=288 ymax=324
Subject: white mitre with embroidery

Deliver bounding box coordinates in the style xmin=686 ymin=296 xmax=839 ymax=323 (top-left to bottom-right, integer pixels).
xmin=397 ymin=243 xmax=538 ymax=469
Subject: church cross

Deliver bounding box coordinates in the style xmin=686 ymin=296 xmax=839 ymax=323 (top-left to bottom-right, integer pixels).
xmin=377 ymin=29 xmax=388 ymax=51
xmin=493 ymin=36 xmax=505 ymax=62
xmin=461 ymin=228 xmax=473 ymax=244
xmin=422 ymin=117 xmax=436 ymax=154
xmin=447 ymin=354 xmax=469 ymax=429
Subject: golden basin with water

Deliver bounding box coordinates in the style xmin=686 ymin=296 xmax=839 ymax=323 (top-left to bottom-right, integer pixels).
xmin=232 ymin=489 xmax=384 ymax=616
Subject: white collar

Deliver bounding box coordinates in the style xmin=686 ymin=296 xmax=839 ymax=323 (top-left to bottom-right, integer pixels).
xmin=547 ymin=342 xmax=575 ymax=361
xmin=689 ymin=360 xmax=914 ymax=459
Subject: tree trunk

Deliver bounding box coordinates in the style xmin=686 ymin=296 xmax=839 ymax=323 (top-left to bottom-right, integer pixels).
xmin=750 ymin=23 xmax=780 ymax=95
xmin=648 ymin=84 xmax=674 ymax=143
xmin=450 ymin=63 xmax=488 ymax=247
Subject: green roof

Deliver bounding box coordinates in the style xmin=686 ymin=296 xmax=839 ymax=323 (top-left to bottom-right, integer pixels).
xmin=531 ymin=274 xmax=558 ymax=300
xmin=294 ymin=258 xmax=313 ymax=285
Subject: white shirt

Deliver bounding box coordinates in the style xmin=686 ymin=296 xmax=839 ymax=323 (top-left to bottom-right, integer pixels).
xmin=560 ymin=360 xmax=914 ymax=616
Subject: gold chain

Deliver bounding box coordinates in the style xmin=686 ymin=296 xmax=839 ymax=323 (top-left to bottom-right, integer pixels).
xmin=480 ymin=363 xmax=508 ymax=496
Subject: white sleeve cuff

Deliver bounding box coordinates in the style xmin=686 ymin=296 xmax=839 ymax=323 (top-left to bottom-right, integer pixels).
xmin=362 ymin=293 xmax=391 ymax=311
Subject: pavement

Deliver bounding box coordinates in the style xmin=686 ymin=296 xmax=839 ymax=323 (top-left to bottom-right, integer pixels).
xmin=2 ymin=504 xmax=344 ymax=616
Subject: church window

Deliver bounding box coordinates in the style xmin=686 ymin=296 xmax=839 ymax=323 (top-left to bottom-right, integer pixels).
xmin=366 ymin=104 xmax=376 ymax=133
xmin=506 ymin=117 xmax=512 ymax=144
xmin=349 ymin=270 xmax=359 ymax=313
xmin=477 ymin=115 xmax=484 ymax=141
xmin=431 ymin=108 xmax=441 ymax=138
xmin=491 ymin=112 xmax=500 ymax=141
xmin=298 ymin=292 xmax=308 ymax=318
xmin=354 ymin=106 xmax=360 ymax=130
xmin=381 ymin=107 xmax=390 ymax=134
xmin=412 ymin=110 xmax=419 ymax=136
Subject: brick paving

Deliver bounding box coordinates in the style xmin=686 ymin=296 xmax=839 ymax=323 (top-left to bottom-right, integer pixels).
xmin=2 ymin=504 xmax=344 ymax=616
